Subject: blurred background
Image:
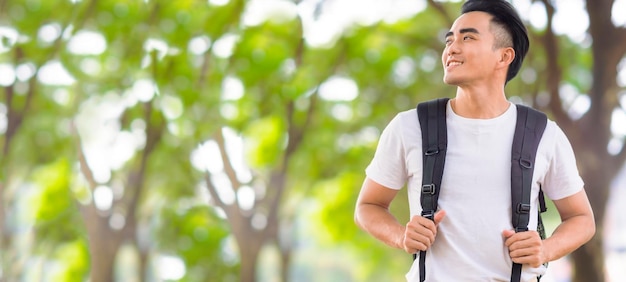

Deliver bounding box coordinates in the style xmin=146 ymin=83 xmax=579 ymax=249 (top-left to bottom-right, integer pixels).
xmin=0 ymin=0 xmax=625 ymax=281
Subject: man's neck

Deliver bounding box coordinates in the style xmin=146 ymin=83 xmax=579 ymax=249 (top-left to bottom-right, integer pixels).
xmin=451 ymin=85 xmax=510 ymax=119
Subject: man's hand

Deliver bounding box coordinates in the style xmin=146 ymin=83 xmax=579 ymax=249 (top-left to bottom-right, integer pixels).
xmin=502 ymin=230 xmax=547 ymax=267
xmin=402 ymin=210 xmax=446 ymax=254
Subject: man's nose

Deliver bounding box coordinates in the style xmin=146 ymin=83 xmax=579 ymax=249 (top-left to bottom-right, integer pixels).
xmin=446 ymin=41 xmax=460 ymax=55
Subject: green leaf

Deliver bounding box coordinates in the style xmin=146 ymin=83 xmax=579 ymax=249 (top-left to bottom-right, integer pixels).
xmin=30 ymin=159 xmax=73 ymax=223
xmin=49 ymin=239 xmax=90 ymax=282
xmin=243 ymin=115 xmax=286 ymax=167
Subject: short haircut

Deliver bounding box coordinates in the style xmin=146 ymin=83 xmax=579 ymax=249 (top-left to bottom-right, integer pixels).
xmin=461 ymin=0 xmax=529 ymax=83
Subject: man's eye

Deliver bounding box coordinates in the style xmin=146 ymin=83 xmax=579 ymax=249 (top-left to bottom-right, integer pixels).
xmin=463 ymin=36 xmax=473 ymax=40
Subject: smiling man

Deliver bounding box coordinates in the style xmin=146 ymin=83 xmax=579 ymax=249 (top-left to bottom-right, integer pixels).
xmin=354 ymin=0 xmax=595 ymax=281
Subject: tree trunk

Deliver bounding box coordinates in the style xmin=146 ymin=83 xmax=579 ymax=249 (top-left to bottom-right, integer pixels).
xmin=570 ymin=0 xmax=626 ymax=281
xmin=138 ymin=246 xmax=149 ymax=282
xmin=0 ymin=182 xmax=7 ymax=282
xmin=571 ymin=234 xmax=605 ymax=282
xmin=1 ymin=52 xmax=31 ymax=281
xmin=88 ymin=244 xmax=118 ymax=282
xmin=569 ymin=152 xmax=616 ymax=282
xmin=0 ymin=217 xmax=13 ymax=282
xmin=238 ymin=238 xmax=262 ymax=282
xmin=82 ymin=207 xmax=123 ymax=282
xmin=534 ymin=0 xmax=626 ymax=266
xmin=279 ymin=246 xmax=291 ymax=282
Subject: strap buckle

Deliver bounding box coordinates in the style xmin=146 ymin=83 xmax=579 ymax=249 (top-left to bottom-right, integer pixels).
xmin=516 ymin=203 xmax=531 ymax=214
xmin=421 ymin=210 xmax=435 ymax=220
xmin=425 ymin=147 xmax=439 ymax=156
xmin=421 ymin=184 xmax=436 ymax=195
xmin=519 ymin=158 xmax=532 ymax=169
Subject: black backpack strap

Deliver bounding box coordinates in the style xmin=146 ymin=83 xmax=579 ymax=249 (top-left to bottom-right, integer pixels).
xmin=415 ymin=98 xmax=449 ymax=282
xmin=537 ymin=188 xmax=548 ymax=239
xmin=510 ymin=105 xmax=547 ymax=282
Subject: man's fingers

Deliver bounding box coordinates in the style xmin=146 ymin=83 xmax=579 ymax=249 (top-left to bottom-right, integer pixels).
xmin=406 ymin=223 xmax=436 ymax=244
xmin=403 ymin=236 xmax=429 ymax=253
xmin=403 ymin=230 xmax=431 ymax=253
xmin=504 ymin=230 xmax=541 ymax=248
xmin=403 ymin=217 xmax=440 ymax=253
xmin=502 ymin=229 xmax=515 ymax=238
xmin=509 ymin=250 xmax=543 ymax=267
xmin=402 ymin=211 xmax=447 ymax=254
xmin=503 ymin=230 xmax=545 ymax=267
xmin=502 ymin=230 xmax=516 ymax=247
xmin=434 ymin=210 xmax=446 ymax=225
xmin=508 ymin=240 xmax=542 ymax=255
xmin=409 ymin=215 xmax=437 ymax=233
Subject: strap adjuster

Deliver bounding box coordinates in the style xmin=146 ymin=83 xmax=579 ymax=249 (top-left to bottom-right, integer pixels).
xmin=515 ymin=227 xmax=528 ymax=232
xmin=517 ymin=203 xmax=531 ymax=214
xmin=421 ymin=184 xmax=436 ymax=195
xmin=421 ymin=210 xmax=435 ymax=220
xmin=519 ymin=158 xmax=532 ymax=169
xmin=425 ymin=147 xmax=439 ymax=156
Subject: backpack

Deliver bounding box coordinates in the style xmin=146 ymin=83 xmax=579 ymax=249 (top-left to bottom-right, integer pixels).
xmin=415 ymin=98 xmax=548 ymax=282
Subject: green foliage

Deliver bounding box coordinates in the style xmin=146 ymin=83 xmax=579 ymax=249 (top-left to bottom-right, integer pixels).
xmin=203 ymin=0 xmax=245 ymax=38
xmin=244 ymin=115 xmax=286 ymax=168
xmin=558 ymin=36 xmax=594 ymax=92
xmin=1 ymin=0 xmax=611 ymax=281
xmin=309 ymin=171 xmax=410 ymax=281
xmin=312 ymin=172 xmax=362 ymax=242
xmin=155 ymin=204 xmax=238 ymax=281
xmin=26 ymin=159 xmax=89 ymax=281
xmin=48 ymin=239 xmax=91 ymax=282
xmin=29 ymin=159 xmax=84 ymax=243
xmin=307 ymin=172 xmax=411 ymax=282
xmin=233 ymin=21 xmax=299 ymax=86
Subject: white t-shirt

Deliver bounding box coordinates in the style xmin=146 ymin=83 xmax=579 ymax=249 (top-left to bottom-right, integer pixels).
xmin=365 ymin=101 xmax=584 ymax=282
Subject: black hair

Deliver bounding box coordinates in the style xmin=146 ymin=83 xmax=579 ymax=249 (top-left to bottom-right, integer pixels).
xmin=461 ymin=0 xmax=529 ymax=83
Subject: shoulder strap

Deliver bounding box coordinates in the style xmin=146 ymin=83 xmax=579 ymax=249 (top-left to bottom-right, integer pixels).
xmin=415 ymin=98 xmax=449 ymax=282
xmin=414 ymin=101 xmax=547 ymax=282
xmin=510 ymin=104 xmax=548 ymax=282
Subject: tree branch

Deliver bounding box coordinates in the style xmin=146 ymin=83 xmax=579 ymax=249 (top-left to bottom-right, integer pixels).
xmin=3 ymin=84 xmax=16 ymax=157
xmin=75 ymin=0 xmax=99 ymax=32
xmin=0 ymin=0 xmax=7 ymax=15
xmin=196 ymin=48 xmax=212 ymax=89
xmin=617 ymin=26 xmax=626 ymax=55
xmin=214 ymin=128 xmax=242 ymax=192
xmin=538 ymin=0 xmax=575 ymax=133
xmin=204 ymin=171 xmax=241 ymax=224
xmin=284 ymin=95 xmax=317 ymax=158
xmin=264 ymin=94 xmax=319 ymax=240
xmin=123 ymin=101 xmax=164 ymax=237
xmin=264 ymin=97 xmax=320 ymax=242
xmin=614 ymin=136 xmax=626 ymax=168
xmin=3 ymin=47 xmax=28 ymax=156
xmin=427 ymin=0 xmax=454 ymax=26
xmin=72 ymin=121 xmax=98 ymax=190
xmin=73 ymin=118 xmax=121 ymax=282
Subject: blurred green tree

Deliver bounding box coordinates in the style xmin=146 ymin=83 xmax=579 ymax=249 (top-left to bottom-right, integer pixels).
xmin=312 ymin=1 xmax=626 ymax=282
xmin=0 ymin=0 xmax=624 ymax=282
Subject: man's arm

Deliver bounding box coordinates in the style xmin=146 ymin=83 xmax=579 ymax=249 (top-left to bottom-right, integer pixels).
xmin=503 ymin=189 xmax=595 ymax=267
xmin=355 ymin=177 xmax=445 ymax=254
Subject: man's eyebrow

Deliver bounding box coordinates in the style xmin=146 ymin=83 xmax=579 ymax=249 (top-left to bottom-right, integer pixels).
xmin=445 ymin=28 xmax=480 ymax=38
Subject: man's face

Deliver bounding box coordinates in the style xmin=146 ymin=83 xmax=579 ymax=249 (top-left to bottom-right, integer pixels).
xmin=441 ymin=11 xmax=504 ymax=86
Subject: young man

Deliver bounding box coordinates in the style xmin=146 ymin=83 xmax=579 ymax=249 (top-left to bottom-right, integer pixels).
xmin=354 ymin=0 xmax=595 ymax=281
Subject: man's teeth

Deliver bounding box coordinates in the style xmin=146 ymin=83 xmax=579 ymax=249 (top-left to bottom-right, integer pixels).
xmin=448 ymin=62 xmax=462 ymax=66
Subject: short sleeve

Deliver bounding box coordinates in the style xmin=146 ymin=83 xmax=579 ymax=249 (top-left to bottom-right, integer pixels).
xmin=542 ymin=123 xmax=585 ymax=200
xmin=365 ymin=114 xmax=409 ymax=190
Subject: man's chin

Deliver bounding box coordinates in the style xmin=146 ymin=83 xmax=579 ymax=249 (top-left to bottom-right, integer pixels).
xmin=443 ymin=76 xmax=461 ymax=86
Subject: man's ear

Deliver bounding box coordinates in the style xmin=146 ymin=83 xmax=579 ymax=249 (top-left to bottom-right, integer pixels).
xmin=498 ymin=47 xmax=515 ymax=69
